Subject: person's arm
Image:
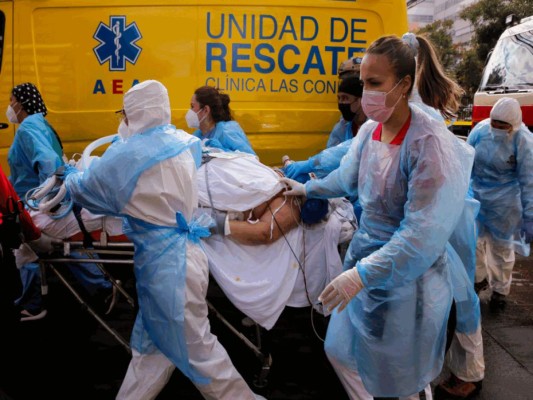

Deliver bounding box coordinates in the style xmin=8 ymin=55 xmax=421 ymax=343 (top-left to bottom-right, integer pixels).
xmin=310 ymin=138 xmax=352 ymax=178
xmin=0 ymin=165 xmax=40 ymax=241
xmin=227 ymin=194 xmax=301 ymax=245
xmin=18 ymin=123 xmax=62 ymax=184
xmin=516 ymin=128 xmax=533 ymax=224
xmin=358 ymin=130 xmax=473 ymax=290
xmin=218 ymin=121 xmax=256 ymax=155
xmin=303 ymin=125 xmax=371 ymax=200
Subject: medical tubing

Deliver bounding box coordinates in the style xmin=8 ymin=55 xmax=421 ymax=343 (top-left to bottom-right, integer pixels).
xmin=49 ymin=200 xmax=73 ymax=220
xmin=80 ymin=134 xmax=118 ymax=171
xmin=268 ymin=202 xmax=325 ymax=341
xmin=38 ymin=184 xmax=68 ymax=213
xmin=28 ymin=175 xmax=59 ymax=201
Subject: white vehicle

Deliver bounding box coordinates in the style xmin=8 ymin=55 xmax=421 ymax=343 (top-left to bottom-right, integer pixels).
xmin=472 ymin=15 xmax=533 ymax=130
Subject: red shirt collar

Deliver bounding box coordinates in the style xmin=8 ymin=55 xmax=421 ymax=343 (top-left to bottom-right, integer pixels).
xmin=372 ymin=112 xmax=412 ymax=145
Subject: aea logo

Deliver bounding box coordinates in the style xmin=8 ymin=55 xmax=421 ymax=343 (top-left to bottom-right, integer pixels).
xmin=93 ymin=16 xmax=142 ymax=71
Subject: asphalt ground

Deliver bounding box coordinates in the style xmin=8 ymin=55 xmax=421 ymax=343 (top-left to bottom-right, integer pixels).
xmin=1 ymin=254 xmax=532 ymax=400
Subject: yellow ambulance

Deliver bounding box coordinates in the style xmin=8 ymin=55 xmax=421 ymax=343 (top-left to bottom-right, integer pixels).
xmin=0 ymin=0 xmax=407 ymax=171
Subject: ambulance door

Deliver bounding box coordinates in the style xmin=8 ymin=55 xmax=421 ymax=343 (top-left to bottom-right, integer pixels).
xmin=0 ymin=1 xmax=13 ymax=172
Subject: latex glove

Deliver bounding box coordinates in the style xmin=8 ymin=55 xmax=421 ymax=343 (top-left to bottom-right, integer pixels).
xmin=284 ymin=159 xmax=313 ymax=179
xmin=27 ymin=232 xmax=62 ymax=255
xmin=319 ymin=267 xmax=364 ymax=312
xmin=523 ymin=220 xmax=533 ymax=243
xmin=280 ymin=177 xmax=306 ymax=196
xmin=210 ymin=209 xmax=229 ymax=235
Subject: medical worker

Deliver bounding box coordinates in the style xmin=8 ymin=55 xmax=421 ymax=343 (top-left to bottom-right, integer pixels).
xmin=326 ymin=73 xmax=367 ymax=148
xmin=186 ymin=85 xmax=256 ymax=155
xmin=61 ymin=80 xmax=264 ymax=400
xmin=468 ymin=97 xmax=533 ymax=309
xmin=6 ymin=82 xmax=114 ymax=321
xmin=282 ymin=34 xmax=474 ymax=399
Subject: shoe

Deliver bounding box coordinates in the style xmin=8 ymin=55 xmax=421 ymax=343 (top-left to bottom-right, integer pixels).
xmin=104 ymin=280 xmax=121 ymax=315
xmin=20 ymin=308 xmax=48 ymax=322
xmin=435 ymin=374 xmax=482 ymax=399
xmin=474 ymin=279 xmax=488 ymax=294
xmin=490 ymin=292 xmax=506 ymax=311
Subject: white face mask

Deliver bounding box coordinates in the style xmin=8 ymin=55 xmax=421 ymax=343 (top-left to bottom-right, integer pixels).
xmin=6 ymin=105 xmax=19 ymax=124
xmin=361 ymin=79 xmax=404 ymax=123
xmin=491 ymin=127 xmax=511 ymax=140
xmin=185 ymin=108 xmax=205 ymax=129
xmin=118 ymin=120 xmax=131 ymax=139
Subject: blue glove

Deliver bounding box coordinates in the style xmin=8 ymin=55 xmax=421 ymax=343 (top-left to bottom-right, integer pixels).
xmin=283 ymin=159 xmax=313 ymax=179
xmin=523 ymin=220 xmax=533 ymax=243
xmin=54 ymin=164 xmax=79 ymax=180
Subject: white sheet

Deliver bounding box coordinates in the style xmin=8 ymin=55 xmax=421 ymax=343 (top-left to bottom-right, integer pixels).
xmin=197 ymin=153 xmax=356 ymax=329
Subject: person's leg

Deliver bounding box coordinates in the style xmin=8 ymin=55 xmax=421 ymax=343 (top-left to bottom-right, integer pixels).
xmin=116 ymin=349 xmax=175 ymax=400
xmin=474 ymin=234 xmax=488 ymax=291
xmin=327 ymin=355 xmax=373 ymax=400
xmin=67 ymin=251 xmax=112 ymax=296
xmin=485 ymin=235 xmax=514 ymax=296
xmin=184 ymin=244 xmax=264 ymax=400
xmin=16 ymin=262 xmax=46 ymax=319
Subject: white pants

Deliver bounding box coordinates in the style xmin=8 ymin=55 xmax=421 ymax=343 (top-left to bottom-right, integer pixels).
xmin=446 ymin=325 xmax=485 ymax=382
xmin=327 ymin=356 xmax=433 ymax=400
xmin=117 ymin=245 xmax=264 ymax=400
xmin=475 ymin=232 xmax=515 ymax=296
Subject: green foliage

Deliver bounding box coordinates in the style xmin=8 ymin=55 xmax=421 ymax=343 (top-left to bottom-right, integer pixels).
xmin=457 ymin=0 xmax=533 ymax=101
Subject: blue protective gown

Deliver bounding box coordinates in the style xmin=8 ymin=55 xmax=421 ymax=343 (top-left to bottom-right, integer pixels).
xmin=8 ymin=113 xmax=63 ymax=198
xmin=193 ymin=120 xmax=255 ymax=155
xmin=467 ymin=120 xmax=533 ymax=256
xmin=326 ymin=117 xmax=353 ymax=148
xmin=65 ymin=125 xmax=211 ymax=384
xmin=308 ymin=106 xmax=473 ymax=396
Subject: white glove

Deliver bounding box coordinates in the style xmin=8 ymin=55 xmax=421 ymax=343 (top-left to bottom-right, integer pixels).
xmin=319 ymin=267 xmax=364 ymax=312
xmin=280 ymin=177 xmax=306 ymax=196
xmin=27 ymin=232 xmax=62 ymax=255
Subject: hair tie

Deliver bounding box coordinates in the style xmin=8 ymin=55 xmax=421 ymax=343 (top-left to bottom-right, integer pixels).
xmin=402 ymin=32 xmax=419 ymax=56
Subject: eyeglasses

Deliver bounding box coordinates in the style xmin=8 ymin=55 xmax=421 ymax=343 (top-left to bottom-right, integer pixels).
xmin=115 ymin=109 xmax=126 ymax=121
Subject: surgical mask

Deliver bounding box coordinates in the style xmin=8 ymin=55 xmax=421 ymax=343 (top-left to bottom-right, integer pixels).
xmin=6 ymin=105 xmax=19 ymax=124
xmin=491 ymin=127 xmax=511 ymax=140
xmin=361 ymin=79 xmax=404 ymax=123
xmin=338 ymin=102 xmax=357 ymax=121
xmin=118 ymin=120 xmax=131 ymax=139
xmin=185 ymin=108 xmax=204 ymax=129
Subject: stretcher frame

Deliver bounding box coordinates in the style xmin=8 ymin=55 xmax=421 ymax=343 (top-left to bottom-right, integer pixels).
xmin=38 ymin=238 xmax=135 ymax=353
xmin=38 ymin=235 xmax=274 ymax=387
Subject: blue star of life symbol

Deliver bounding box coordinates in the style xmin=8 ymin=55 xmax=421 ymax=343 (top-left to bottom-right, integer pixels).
xmin=93 ymin=16 xmax=142 ymax=71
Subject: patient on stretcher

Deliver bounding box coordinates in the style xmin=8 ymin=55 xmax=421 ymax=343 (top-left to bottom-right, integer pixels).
xmin=196 ymin=149 xmax=356 ymax=329
xmin=32 ymin=141 xmax=356 ymax=331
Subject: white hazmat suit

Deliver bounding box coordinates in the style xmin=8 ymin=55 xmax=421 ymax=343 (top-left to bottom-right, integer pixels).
xmin=62 ymin=80 xmax=264 ymax=400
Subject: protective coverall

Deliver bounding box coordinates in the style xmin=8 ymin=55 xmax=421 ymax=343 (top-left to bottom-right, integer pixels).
xmin=193 ymin=120 xmax=256 ymax=155
xmin=7 ymin=105 xmax=111 ymax=316
xmin=305 ymin=105 xmax=473 ymax=397
xmin=64 ymin=80 xmax=263 ymax=400
xmin=467 ymin=101 xmax=533 ymax=296
xmin=327 ymin=117 xmax=353 ymax=148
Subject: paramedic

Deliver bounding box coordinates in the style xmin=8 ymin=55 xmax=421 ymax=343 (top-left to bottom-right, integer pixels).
xmin=281 ymin=34 xmax=472 ymax=399
xmin=6 ymin=82 xmax=113 ymax=321
xmin=186 ymin=85 xmax=256 ymax=155
xmin=468 ymin=97 xmax=533 ymax=308
xmin=62 ymin=80 xmax=264 ymax=400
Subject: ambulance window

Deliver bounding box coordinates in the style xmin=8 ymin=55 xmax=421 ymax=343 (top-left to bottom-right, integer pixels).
xmin=0 ymin=12 xmax=4 ymax=72
xmin=479 ymin=28 xmax=533 ymax=91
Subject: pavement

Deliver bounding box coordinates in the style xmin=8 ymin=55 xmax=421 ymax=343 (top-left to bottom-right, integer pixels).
xmin=1 ymin=255 xmax=532 ymax=400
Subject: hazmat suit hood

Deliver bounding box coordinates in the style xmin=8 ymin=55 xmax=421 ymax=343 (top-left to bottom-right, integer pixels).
xmin=490 ymin=97 xmax=522 ymax=133
xmin=123 ymin=80 xmax=171 ymax=137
